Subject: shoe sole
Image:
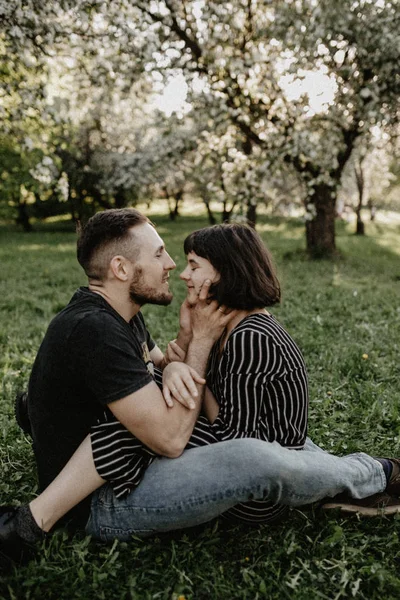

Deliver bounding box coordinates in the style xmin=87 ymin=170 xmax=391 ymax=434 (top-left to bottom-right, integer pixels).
xmin=322 ymin=502 xmax=400 ymax=516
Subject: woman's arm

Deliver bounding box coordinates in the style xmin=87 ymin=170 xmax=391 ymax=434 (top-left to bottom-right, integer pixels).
xmin=162 ymin=299 xmax=194 ymax=368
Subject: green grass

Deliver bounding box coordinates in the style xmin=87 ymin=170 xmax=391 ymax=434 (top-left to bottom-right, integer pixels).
xmin=1 ymin=212 xmax=400 ymax=599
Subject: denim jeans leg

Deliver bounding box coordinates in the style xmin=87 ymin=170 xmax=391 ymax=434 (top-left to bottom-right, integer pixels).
xmin=304 ymin=437 xmax=329 ymax=453
xmin=85 ymin=438 xmax=386 ymax=541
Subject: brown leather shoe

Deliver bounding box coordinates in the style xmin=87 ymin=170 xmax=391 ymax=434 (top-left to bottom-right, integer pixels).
xmin=321 ymin=492 xmax=400 ymax=517
xmin=382 ymin=458 xmax=400 ymax=497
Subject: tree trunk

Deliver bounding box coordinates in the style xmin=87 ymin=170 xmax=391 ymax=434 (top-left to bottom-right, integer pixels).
xmin=354 ymin=162 xmax=365 ymax=235
xmin=169 ymin=201 xmax=178 ymax=221
xmin=114 ymin=187 xmax=126 ymax=208
xmin=355 ymin=196 xmax=365 ymax=235
xmin=356 ymin=216 xmax=365 ymax=235
xmin=305 ymin=184 xmax=336 ymax=258
xmin=69 ymin=195 xmax=78 ymax=224
xmin=169 ymin=190 xmax=183 ymax=221
xmin=246 ymin=202 xmax=257 ymax=226
xmin=16 ymin=200 xmax=33 ymax=232
xmin=222 ymin=204 xmax=230 ymax=223
xmin=165 ymin=189 xmax=173 ymax=219
xmin=368 ymin=201 xmax=376 ymax=221
xmin=222 ymin=199 xmax=238 ymax=223
xmin=201 ymin=195 xmax=216 ymax=224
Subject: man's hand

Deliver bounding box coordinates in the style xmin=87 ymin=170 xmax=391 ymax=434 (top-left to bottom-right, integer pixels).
xmin=162 ymin=362 xmax=206 ymax=410
xmin=191 ymin=279 xmax=238 ymax=343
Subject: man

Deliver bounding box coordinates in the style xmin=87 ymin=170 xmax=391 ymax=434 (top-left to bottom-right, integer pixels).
xmin=1 ymin=208 xmax=400 ymax=567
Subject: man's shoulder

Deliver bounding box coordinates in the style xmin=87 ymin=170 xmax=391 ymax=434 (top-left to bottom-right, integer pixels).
xmin=131 ymin=311 xmax=147 ymax=330
xmin=50 ymin=289 xmax=125 ymax=338
xmin=66 ymin=287 xmax=111 ymax=314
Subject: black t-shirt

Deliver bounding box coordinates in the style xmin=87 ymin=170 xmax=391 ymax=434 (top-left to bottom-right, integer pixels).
xmin=27 ymin=287 xmax=155 ymax=524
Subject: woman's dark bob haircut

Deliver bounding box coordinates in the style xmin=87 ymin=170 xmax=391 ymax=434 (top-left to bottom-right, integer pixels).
xmin=183 ymin=223 xmax=281 ymax=310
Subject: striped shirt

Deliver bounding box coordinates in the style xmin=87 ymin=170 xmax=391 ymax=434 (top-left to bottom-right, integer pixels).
xmin=204 ymin=313 xmax=308 ymax=522
xmin=207 ymin=313 xmax=308 ymax=448
xmin=91 ymin=313 xmax=309 ymax=524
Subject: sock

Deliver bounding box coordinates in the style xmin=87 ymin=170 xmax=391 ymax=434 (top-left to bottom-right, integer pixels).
xmin=16 ymin=505 xmax=46 ymax=543
xmin=376 ymin=459 xmax=393 ymax=485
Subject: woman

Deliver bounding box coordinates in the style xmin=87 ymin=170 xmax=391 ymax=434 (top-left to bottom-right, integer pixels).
xmin=7 ymin=223 xmax=309 ymax=544
xmin=173 ymin=223 xmax=308 ymax=522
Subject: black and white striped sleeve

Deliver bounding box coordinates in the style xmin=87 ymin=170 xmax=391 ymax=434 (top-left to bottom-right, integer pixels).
xmin=209 ymin=329 xmax=277 ymax=441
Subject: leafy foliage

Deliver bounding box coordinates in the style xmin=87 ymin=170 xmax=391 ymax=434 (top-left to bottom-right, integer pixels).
xmin=1 ymin=0 xmax=399 ymax=250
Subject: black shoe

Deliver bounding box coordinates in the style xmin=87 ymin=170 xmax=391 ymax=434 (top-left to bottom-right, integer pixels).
xmin=14 ymin=391 xmax=32 ymax=437
xmin=0 ymin=507 xmax=33 ymax=569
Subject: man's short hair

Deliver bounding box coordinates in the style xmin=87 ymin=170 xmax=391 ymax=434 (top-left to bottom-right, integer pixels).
xmin=183 ymin=223 xmax=281 ymax=310
xmin=77 ymin=208 xmax=150 ymax=280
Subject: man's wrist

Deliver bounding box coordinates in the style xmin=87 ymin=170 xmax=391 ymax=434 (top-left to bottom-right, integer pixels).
xmin=190 ymin=332 xmax=215 ymax=345
xmin=187 ymin=336 xmax=214 ymax=361
xmin=185 ymin=336 xmax=213 ymax=377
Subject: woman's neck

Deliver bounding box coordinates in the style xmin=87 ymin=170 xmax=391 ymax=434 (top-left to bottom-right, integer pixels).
xmin=225 ymin=307 xmax=268 ymax=336
xmin=217 ymin=308 xmax=269 ymax=355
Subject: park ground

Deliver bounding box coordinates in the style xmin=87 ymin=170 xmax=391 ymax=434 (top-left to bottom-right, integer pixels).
xmin=0 ymin=209 xmax=400 ymax=600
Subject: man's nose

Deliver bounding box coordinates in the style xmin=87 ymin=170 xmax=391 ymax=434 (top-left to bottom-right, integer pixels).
xmin=166 ymin=254 xmax=176 ymax=270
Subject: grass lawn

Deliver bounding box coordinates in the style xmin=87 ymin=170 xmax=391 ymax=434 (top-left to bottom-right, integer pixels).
xmin=0 ymin=211 xmax=400 ymax=599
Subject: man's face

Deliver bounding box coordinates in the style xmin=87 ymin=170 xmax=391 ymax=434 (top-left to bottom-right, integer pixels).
xmin=179 ymin=251 xmax=220 ymax=306
xmin=128 ymin=223 xmax=176 ymax=306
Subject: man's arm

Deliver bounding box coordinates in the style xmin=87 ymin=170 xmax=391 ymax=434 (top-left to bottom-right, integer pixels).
xmin=109 ymin=326 xmax=215 ymax=457
xmin=108 ymin=379 xmax=205 ymax=458
xmin=157 ymin=299 xmax=194 ymax=370
xmin=109 ymin=281 xmax=236 ymax=457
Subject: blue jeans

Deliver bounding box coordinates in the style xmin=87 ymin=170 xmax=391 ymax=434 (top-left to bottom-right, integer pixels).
xmin=85 ymin=438 xmax=386 ymax=541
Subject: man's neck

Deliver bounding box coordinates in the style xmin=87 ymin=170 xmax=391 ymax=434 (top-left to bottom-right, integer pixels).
xmin=88 ymin=283 xmax=140 ymax=322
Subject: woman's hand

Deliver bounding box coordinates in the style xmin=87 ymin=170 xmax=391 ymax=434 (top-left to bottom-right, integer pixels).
xmin=179 ymin=298 xmax=193 ymax=334
xmin=162 ymin=362 xmax=206 ymax=409
xmin=163 ymin=340 xmax=187 ymax=365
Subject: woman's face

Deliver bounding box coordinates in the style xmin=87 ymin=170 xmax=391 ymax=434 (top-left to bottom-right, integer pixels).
xmin=180 ymin=252 xmax=220 ymax=305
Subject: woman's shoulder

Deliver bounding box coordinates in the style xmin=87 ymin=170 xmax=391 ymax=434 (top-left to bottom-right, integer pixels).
xmin=228 ymin=313 xmax=298 ymax=353
xmin=230 ymin=313 xmax=282 ymax=338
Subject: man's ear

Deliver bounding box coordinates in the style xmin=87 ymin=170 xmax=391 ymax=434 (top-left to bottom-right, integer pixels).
xmin=110 ymin=255 xmax=130 ymax=281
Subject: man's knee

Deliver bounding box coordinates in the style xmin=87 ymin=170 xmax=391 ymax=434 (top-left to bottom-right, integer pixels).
xmin=210 ymin=438 xmax=285 ymax=472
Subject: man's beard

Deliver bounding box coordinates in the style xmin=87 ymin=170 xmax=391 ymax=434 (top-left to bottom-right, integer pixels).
xmin=129 ymin=268 xmax=173 ymax=306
